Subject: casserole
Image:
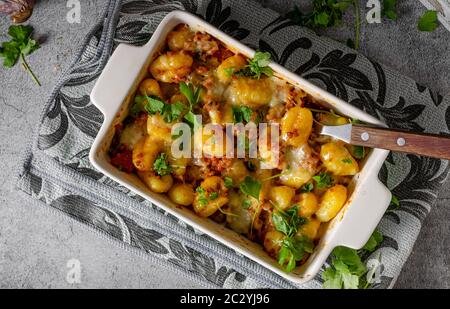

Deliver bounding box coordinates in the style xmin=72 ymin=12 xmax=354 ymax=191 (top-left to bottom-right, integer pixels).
xmin=89 ymin=10 xmax=391 ymax=284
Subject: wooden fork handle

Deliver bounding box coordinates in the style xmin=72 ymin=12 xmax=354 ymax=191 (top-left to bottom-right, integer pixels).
xmin=351 ymin=125 xmax=450 ymax=160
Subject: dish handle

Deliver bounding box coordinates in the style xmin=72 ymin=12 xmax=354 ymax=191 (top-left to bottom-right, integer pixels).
xmin=90 ymin=43 xmax=148 ymax=120
xmin=331 ymin=154 xmax=392 ymax=249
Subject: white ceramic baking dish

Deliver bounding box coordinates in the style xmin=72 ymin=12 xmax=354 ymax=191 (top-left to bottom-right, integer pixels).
xmin=89 ymin=10 xmax=391 ymax=285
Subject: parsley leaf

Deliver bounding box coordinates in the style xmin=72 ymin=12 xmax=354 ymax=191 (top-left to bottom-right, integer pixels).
xmin=224 ymin=177 xmax=234 ymax=189
xmin=301 ymin=182 xmax=314 ymax=193
xmin=179 ymin=82 xmax=202 ymax=107
xmin=322 ymin=246 xmax=366 ymax=289
xmin=209 ymin=192 xmax=219 ymax=200
xmin=286 ymin=1 xmax=360 ymax=49
xmin=144 ymin=96 xmax=165 ymax=114
xmin=382 ymin=0 xmax=397 ymax=20
xmin=0 ymin=25 xmax=40 ymax=86
xmin=418 ymin=10 xmax=439 ymax=32
xmin=163 ymin=101 xmax=186 ymax=123
xmin=179 ymin=82 xmax=202 ymax=130
xmin=153 ymin=153 xmax=172 ymax=176
xmin=363 ymin=229 xmax=384 ymax=252
xmin=196 ymin=186 xmax=220 ymax=206
xmin=350 ymin=145 xmax=365 ymax=159
xmin=235 ymin=51 xmax=273 ymax=79
xmin=342 ymin=158 xmax=353 ymax=164
xmin=286 ymin=1 xmax=350 ymax=29
xmin=242 ymin=199 xmax=252 ymax=209
xmin=232 ymin=106 xmax=253 ymax=123
xmin=239 ymin=176 xmax=262 ymax=201
xmin=272 ymin=205 xmax=306 ymax=237
xmin=183 ymin=111 xmax=201 ymax=130
xmin=196 ymin=187 xmax=208 ymax=206
xmin=279 ymin=236 xmax=314 ymax=272
xmin=312 ymin=172 xmax=333 ymax=189
xmin=223 ymin=66 xmax=236 ymax=78
xmin=142 ymin=96 xmax=186 ymax=123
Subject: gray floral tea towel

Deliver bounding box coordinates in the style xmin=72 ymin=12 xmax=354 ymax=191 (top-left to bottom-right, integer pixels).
xmin=16 ymin=0 xmax=450 ymax=289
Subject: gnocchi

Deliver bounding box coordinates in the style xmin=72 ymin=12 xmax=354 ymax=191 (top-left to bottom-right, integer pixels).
xmin=193 ymin=176 xmax=229 ymax=217
xmin=225 ymin=77 xmax=273 ymax=108
xmin=150 ymin=51 xmax=193 ymax=83
xmin=139 ymin=78 xmax=163 ymax=97
xmin=169 ymin=183 xmax=195 ymax=206
xmin=132 ymin=137 xmax=162 ymax=172
xmin=281 ymin=107 xmax=313 ymax=147
xmin=320 ymin=142 xmax=360 ymax=176
xmin=316 ymin=185 xmax=348 ymax=222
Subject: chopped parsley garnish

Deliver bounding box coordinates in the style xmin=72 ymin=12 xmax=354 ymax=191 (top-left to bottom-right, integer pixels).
xmin=223 ymin=66 xmax=236 ymax=77
xmin=312 ymin=172 xmax=333 ymax=189
xmin=351 ymin=145 xmax=365 ymax=159
xmin=153 ymin=153 xmax=172 ymax=176
xmin=196 ymin=186 xmax=220 ymax=206
xmin=242 ymin=199 xmax=252 ymax=209
xmin=224 ymin=177 xmax=234 ymax=189
xmin=239 ymin=176 xmax=262 ymax=201
xmin=209 ymin=192 xmax=219 ymax=200
xmin=342 ymin=158 xmax=353 ymax=164
xmin=301 ymin=182 xmax=314 ymax=193
xmin=232 ymin=106 xmax=253 ymax=123
xmin=235 ymin=51 xmax=273 ymax=79
xmin=196 ymin=187 xmax=208 ymax=206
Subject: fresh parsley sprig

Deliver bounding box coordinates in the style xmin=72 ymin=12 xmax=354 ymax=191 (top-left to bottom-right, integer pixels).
xmin=0 ymin=25 xmax=41 ymax=86
xmin=322 ymin=229 xmax=384 ymax=289
xmin=179 ymin=82 xmax=202 ymax=130
xmin=278 ymin=236 xmax=314 ymax=272
xmin=271 ymin=204 xmax=311 ymax=272
xmin=272 ymin=205 xmax=306 ymax=237
xmin=235 ymin=51 xmax=273 ymax=79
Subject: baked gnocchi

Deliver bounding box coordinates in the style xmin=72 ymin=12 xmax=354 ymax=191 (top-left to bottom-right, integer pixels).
xmin=109 ymin=24 xmax=369 ymax=273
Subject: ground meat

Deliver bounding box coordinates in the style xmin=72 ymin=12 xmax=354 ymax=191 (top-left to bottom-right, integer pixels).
xmin=110 ymin=144 xmax=135 ymax=173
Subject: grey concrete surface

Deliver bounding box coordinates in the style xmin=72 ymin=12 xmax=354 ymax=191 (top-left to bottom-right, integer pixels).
xmin=0 ymin=0 xmax=449 ymax=289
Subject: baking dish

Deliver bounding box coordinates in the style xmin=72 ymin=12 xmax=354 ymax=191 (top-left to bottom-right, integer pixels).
xmin=89 ymin=10 xmax=391 ymax=284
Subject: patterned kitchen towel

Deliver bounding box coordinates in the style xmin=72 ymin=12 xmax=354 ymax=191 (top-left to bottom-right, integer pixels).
xmin=16 ymin=0 xmax=450 ymax=289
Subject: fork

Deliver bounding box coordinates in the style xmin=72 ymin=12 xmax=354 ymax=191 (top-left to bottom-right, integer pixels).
xmin=317 ymin=123 xmax=450 ymax=160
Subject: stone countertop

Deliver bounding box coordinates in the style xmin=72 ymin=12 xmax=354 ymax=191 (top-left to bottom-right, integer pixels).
xmin=0 ymin=0 xmax=449 ymax=288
